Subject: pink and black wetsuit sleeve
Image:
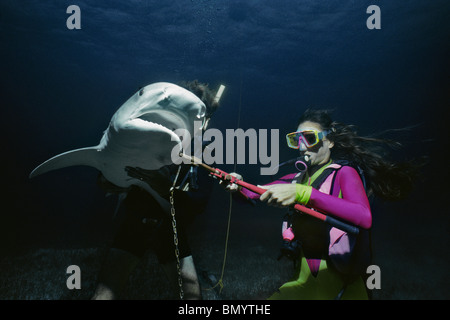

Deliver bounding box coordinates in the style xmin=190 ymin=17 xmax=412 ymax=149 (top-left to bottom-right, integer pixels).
xmin=239 ymin=167 xmax=372 ymax=229
xmin=309 ymin=166 xmax=372 ymax=229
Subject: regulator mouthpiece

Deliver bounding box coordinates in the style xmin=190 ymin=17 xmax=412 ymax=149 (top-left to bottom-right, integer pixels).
xmin=295 ymin=155 xmax=310 ymax=172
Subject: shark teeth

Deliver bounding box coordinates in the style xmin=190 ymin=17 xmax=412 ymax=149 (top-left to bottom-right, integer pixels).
xmin=142 ymin=120 xmax=171 ymax=131
xmin=137 ymin=111 xmax=185 ymax=133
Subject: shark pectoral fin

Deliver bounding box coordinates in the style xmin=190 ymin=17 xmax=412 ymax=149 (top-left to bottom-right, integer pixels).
xmin=29 ymin=146 xmax=101 ymax=179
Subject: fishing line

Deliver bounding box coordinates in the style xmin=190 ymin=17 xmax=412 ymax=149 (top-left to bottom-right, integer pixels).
xmin=206 ymin=79 xmax=242 ymax=295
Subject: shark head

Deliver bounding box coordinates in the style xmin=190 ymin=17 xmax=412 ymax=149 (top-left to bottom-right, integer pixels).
xmin=103 ymin=82 xmax=207 ymax=166
xmin=113 ymin=82 xmax=206 ymax=143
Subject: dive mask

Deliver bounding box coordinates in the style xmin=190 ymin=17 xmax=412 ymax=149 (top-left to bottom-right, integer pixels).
xmin=286 ymin=129 xmax=329 ymax=150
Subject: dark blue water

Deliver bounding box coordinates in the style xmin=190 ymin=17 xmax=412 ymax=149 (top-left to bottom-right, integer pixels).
xmin=1 ymin=0 xmax=449 ymax=298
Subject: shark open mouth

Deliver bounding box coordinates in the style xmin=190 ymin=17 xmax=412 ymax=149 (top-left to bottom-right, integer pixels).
xmin=139 ymin=110 xmax=188 ymax=130
xmin=137 ymin=110 xmax=198 ymax=144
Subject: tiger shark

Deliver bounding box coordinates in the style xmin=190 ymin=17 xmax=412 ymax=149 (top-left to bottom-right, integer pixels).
xmin=29 ymin=82 xmax=207 ymax=205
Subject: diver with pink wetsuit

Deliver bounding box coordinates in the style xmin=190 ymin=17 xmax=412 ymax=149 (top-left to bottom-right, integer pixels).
xmin=226 ymin=109 xmax=420 ymax=300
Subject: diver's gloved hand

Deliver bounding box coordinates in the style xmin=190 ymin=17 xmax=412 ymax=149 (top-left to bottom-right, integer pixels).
xmin=259 ymin=184 xmax=296 ymax=207
xmin=259 ymin=184 xmax=312 ymax=207
xmin=219 ymin=172 xmax=243 ymax=192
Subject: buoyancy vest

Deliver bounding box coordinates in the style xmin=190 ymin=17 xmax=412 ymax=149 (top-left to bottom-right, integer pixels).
xmin=282 ymin=160 xmax=372 ymax=279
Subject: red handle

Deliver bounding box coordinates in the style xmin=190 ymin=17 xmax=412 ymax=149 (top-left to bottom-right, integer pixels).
xmin=211 ymin=168 xmax=359 ymax=235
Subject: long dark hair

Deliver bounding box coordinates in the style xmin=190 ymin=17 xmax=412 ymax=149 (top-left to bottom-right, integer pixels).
xmin=298 ymin=109 xmax=421 ymax=201
xmin=179 ymin=80 xmax=219 ymax=119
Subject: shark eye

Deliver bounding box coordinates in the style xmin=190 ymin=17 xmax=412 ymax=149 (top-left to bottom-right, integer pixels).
xmin=139 ymin=88 xmax=144 ymax=96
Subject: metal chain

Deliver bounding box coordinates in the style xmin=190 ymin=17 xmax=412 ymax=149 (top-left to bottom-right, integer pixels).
xmin=170 ymin=166 xmax=184 ymax=300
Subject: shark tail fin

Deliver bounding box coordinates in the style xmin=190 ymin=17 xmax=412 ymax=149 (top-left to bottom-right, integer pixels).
xmin=29 ymin=147 xmax=100 ymax=179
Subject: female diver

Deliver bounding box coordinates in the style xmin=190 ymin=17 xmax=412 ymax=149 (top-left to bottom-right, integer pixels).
xmin=227 ymin=109 xmax=419 ymax=300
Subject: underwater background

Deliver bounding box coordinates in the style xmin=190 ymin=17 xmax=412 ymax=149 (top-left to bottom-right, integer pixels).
xmin=0 ymin=0 xmax=449 ymax=300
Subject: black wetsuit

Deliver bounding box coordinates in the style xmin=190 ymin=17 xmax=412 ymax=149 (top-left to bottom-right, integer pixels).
xmin=110 ymin=164 xmax=212 ymax=264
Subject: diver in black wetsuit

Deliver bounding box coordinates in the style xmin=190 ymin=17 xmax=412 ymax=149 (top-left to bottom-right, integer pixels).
xmin=92 ymin=81 xmax=219 ymax=300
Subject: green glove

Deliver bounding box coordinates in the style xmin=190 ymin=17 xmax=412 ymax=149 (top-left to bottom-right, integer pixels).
xmin=295 ymin=184 xmax=312 ymax=204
